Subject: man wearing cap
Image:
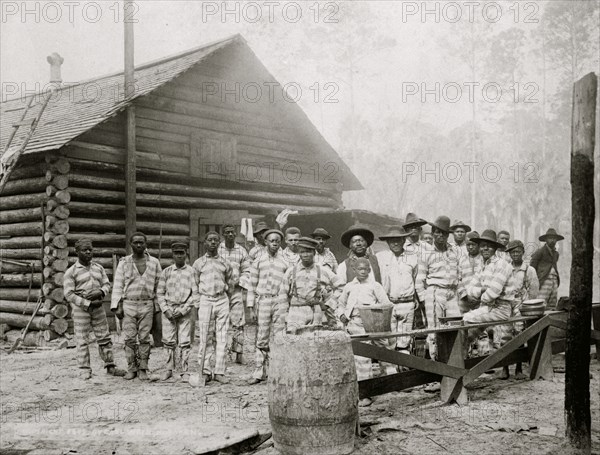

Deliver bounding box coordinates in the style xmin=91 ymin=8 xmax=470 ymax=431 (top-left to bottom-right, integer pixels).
xmin=64 ymin=239 xmax=125 ymax=379
xmin=249 ymin=221 xmax=269 ymax=261
xmin=279 ymin=237 xmax=343 ymax=332
xmin=458 ymin=231 xmax=483 ymax=313
xmin=500 ymin=239 xmax=540 ymax=379
xmin=218 ymin=224 xmax=251 ymax=364
xmin=450 ymin=220 xmax=471 ymax=258
xmin=247 ymin=229 xmax=289 ymax=385
xmin=337 ymin=225 xmax=382 ymax=285
xmin=311 ymin=228 xmax=338 ymax=273
xmin=403 ymin=212 xmax=428 ymax=258
xmin=415 ymin=216 xmax=462 ymax=361
xmin=157 ymin=242 xmax=200 ymax=381
xmin=281 ymin=226 xmax=302 ymax=266
xmin=193 ymin=231 xmax=234 ymax=384
xmin=112 ymin=232 xmax=162 ymax=381
xmin=496 ymin=230 xmax=512 ymax=262
xmin=463 ymin=229 xmax=515 ymax=350
xmin=531 ymin=228 xmax=564 ymax=310
xmin=376 ymin=226 xmax=418 ymax=355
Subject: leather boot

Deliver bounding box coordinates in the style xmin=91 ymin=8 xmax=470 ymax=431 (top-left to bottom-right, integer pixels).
xmin=138 ymin=343 xmax=151 ymax=381
xmin=124 ymin=345 xmax=137 ymax=380
xmin=180 ymin=346 xmax=191 ymax=381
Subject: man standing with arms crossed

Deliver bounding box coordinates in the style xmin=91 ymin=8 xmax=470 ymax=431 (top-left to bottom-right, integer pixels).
xmin=193 ymin=231 xmax=234 ymax=384
xmin=112 ymin=232 xmax=162 ymax=381
xmin=64 ymin=239 xmax=125 ymax=379
xmin=218 ymin=224 xmax=251 ymax=364
xmin=247 ymin=229 xmax=289 ymax=385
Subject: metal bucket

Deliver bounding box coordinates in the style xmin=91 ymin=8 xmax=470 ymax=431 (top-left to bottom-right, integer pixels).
xmin=357 ymin=304 xmax=393 ymax=333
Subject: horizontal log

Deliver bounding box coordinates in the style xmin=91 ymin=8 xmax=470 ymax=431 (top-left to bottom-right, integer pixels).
xmin=45 ymin=215 xmax=57 ymax=228
xmin=0 ymin=301 xmax=68 ymax=318
xmin=53 ymin=272 xmax=64 ymax=286
xmin=0 ymin=222 xmax=43 ymax=236
xmin=52 ymin=205 xmax=70 ymax=220
xmin=0 ymin=273 xmax=42 ymax=287
xmin=52 ymin=175 xmax=69 ymax=190
xmin=70 ymin=186 xmax=336 ymax=213
xmin=50 ymin=158 xmax=70 ymax=174
xmin=42 ymin=282 xmax=55 ymax=295
xmin=52 ymin=259 xmax=69 ymax=272
xmin=0 ymin=207 xmax=43 ymax=224
xmin=68 ymin=256 xmax=173 ymax=269
xmin=43 ymin=256 xmax=55 ymax=266
xmin=0 ymin=236 xmax=41 ymax=249
xmin=49 ymin=288 xmax=64 ymax=302
xmin=52 ymin=220 xmax=69 ymax=235
xmin=55 ymin=190 xmax=71 ymax=204
xmin=43 ymin=267 xmax=54 ymax=279
xmin=68 ymin=174 xmax=338 ymax=207
xmin=0 ymin=249 xmax=42 ymax=259
xmin=53 ymin=249 xmax=69 ymax=259
xmin=46 ymin=185 xmax=57 ymax=197
xmin=68 ymin=217 xmax=189 ymax=235
xmin=52 ymin=235 xmax=68 ymax=249
xmin=69 ymin=201 xmax=189 ymax=220
xmin=44 ymin=329 xmax=61 ymax=341
xmin=47 ymin=199 xmax=59 ymax=212
xmin=4 ymin=329 xmax=42 ymax=346
xmin=0 ymin=312 xmax=49 ymax=330
xmin=0 ymin=177 xmax=48 ymax=196
xmin=0 ymin=260 xmax=42 ymax=273
xmin=51 ymin=318 xmax=68 ymax=334
xmin=1 ymin=288 xmax=42 ymax=301
xmin=67 ymin=247 xmax=172 ymax=258
xmin=0 ymin=193 xmax=47 ymax=210
xmin=68 ymin=233 xmax=188 ymax=247
xmin=9 ymin=163 xmax=47 ymax=181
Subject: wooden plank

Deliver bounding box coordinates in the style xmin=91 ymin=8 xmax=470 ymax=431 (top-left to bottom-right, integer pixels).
xmin=189 ymin=209 xmax=201 ymax=263
xmin=528 ymin=327 xmax=554 ymax=380
xmin=594 ymin=307 xmax=600 ymax=361
xmin=351 ymin=340 xmax=467 ymax=379
xmin=358 ymin=369 xmax=441 ymax=399
xmin=462 ymin=315 xmax=551 ymax=385
xmin=437 ymin=330 xmax=467 ymax=404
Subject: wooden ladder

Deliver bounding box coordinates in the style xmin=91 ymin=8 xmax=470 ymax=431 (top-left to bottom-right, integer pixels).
xmin=0 ymin=90 xmax=53 ymax=194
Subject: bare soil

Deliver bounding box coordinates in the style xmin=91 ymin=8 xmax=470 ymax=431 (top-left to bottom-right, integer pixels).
xmin=1 ymin=334 xmax=598 ymax=455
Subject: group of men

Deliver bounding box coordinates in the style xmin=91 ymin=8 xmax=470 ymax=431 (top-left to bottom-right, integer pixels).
xmin=62 ymin=213 xmax=564 ymax=393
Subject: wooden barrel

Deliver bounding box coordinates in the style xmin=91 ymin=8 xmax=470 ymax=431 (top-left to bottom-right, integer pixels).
xmin=521 ymin=299 xmax=546 ymax=316
xmin=268 ymin=328 xmax=358 ymax=455
xmin=357 ymin=303 xmax=393 ymax=333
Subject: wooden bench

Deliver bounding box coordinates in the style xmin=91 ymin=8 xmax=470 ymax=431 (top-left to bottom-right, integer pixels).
xmin=351 ymin=304 xmax=600 ymax=404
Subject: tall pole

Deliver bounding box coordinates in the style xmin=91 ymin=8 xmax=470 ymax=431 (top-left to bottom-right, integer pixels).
xmin=566 ymin=71 xmax=596 ymax=453
xmin=124 ymin=0 xmax=136 ymax=253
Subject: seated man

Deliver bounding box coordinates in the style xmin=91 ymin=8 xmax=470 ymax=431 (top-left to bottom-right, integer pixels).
xmin=463 ymin=230 xmax=515 ymax=354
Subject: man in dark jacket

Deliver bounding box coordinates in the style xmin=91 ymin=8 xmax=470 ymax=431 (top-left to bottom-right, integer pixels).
xmin=530 ymin=228 xmax=564 ymax=310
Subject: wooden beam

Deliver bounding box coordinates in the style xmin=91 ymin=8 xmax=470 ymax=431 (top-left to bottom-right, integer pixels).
xmin=437 ymin=330 xmax=467 ymax=404
xmin=358 ymin=370 xmax=441 ymax=399
xmin=351 ymin=341 xmax=467 ymax=379
xmin=566 ymin=71 xmax=596 ymax=451
xmin=527 ymin=327 xmax=554 ymax=380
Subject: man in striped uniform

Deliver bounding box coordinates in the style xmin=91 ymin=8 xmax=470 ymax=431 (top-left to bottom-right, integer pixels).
xmin=64 ymin=239 xmax=125 ymax=379
xmin=193 ymin=231 xmax=234 ymax=384
xmin=157 ymin=241 xmax=200 ymax=381
xmin=247 ymin=229 xmax=289 ymax=385
xmin=463 ymin=230 xmax=515 ymax=352
xmin=249 ymin=221 xmax=269 ymax=261
xmin=279 ymin=237 xmax=343 ymax=332
xmin=376 ymin=226 xmax=418 ymax=357
xmin=218 ymin=224 xmax=251 ymax=363
xmin=458 ymin=231 xmax=483 ymax=313
xmin=415 ymin=216 xmax=462 ymax=361
xmin=112 ymin=232 xmax=162 ymax=381
xmin=310 ymin=228 xmax=338 ymax=273
xmin=449 ymin=220 xmax=471 ymax=259
xmin=281 ymin=226 xmax=301 ymax=266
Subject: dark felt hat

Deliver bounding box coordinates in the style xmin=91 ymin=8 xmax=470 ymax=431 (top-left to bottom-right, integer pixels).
xmin=539 ymin=228 xmax=564 ymax=242
xmin=379 ymin=226 xmax=410 ymax=240
xmin=263 ymin=229 xmax=284 ymax=240
xmin=429 ymin=215 xmax=452 ymax=233
xmin=466 ymin=231 xmax=480 ymax=241
xmin=471 ymin=229 xmax=505 ymax=251
xmin=310 ymin=228 xmax=331 ymax=240
xmin=450 ymin=220 xmax=472 ymax=232
xmin=297 ymin=237 xmax=319 ymax=250
xmin=505 ymin=240 xmax=525 ymax=252
xmin=341 ymin=225 xmax=374 ymax=248
xmin=254 ymin=221 xmax=269 ymax=234
xmin=403 ymin=212 xmax=427 ymax=229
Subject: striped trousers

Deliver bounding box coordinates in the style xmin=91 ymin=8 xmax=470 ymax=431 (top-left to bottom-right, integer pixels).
xmin=463 ymin=302 xmax=512 ymax=348
xmin=227 ymin=288 xmax=245 ymax=354
xmin=71 ymin=304 xmax=115 ymax=370
xmin=539 ymin=276 xmax=559 ymax=310
xmin=391 ymin=300 xmax=415 ymax=351
xmin=252 ymin=295 xmax=284 ymax=380
xmin=197 ymin=294 xmax=230 ymax=376
xmin=424 ymin=286 xmax=461 ymax=360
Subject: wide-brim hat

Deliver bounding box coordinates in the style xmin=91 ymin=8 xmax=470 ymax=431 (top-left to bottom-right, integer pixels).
xmin=539 ymin=228 xmax=564 ymax=242
xmin=450 ymin=220 xmax=472 ymax=232
xmin=263 ymin=229 xmax=284 ymax=240
xmin=466 ymin=231 xmax=480 ymax=241
xmin=297 ymin=237 xmax=319 ymax=250
xmin=471 ymin=229 xmax=505 ymax=251
xmin=403 ymin=212 xmax=427 ymax=229
xmin=379 ymin=226 xmax=410 ymax=240
xmin=310 ymin=228 xmax=331 ymax=240
xmin=341 ymin=225 xmax=374 ymax=248
xmin=429 ymin=216 xmax=451 ymax=233
xmin=253 ymin=221 xmax=269 ymax=234
xmin=505 ymin=240 xmax=525 ymax=252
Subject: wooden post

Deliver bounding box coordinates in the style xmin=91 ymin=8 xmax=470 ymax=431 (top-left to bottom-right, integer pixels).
xmin=566 ymin=72 xmax=596 ymax=452
xmin=124 ymin=0 xmax=136 ymax=253
xmin=437 ymin=330 xmax=468 ymax=405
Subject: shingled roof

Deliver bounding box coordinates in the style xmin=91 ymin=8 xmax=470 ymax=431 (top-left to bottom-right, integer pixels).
xmin=0 ymin=34 xmax=362 ymax=190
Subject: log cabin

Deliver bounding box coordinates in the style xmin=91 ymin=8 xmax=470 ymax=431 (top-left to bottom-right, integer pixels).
xmin=0 ymin=34 xmax=363 ymax=341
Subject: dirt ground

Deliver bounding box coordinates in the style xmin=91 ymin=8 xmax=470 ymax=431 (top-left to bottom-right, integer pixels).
xmin=1 ymin=331 xmax=599 ymax=455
